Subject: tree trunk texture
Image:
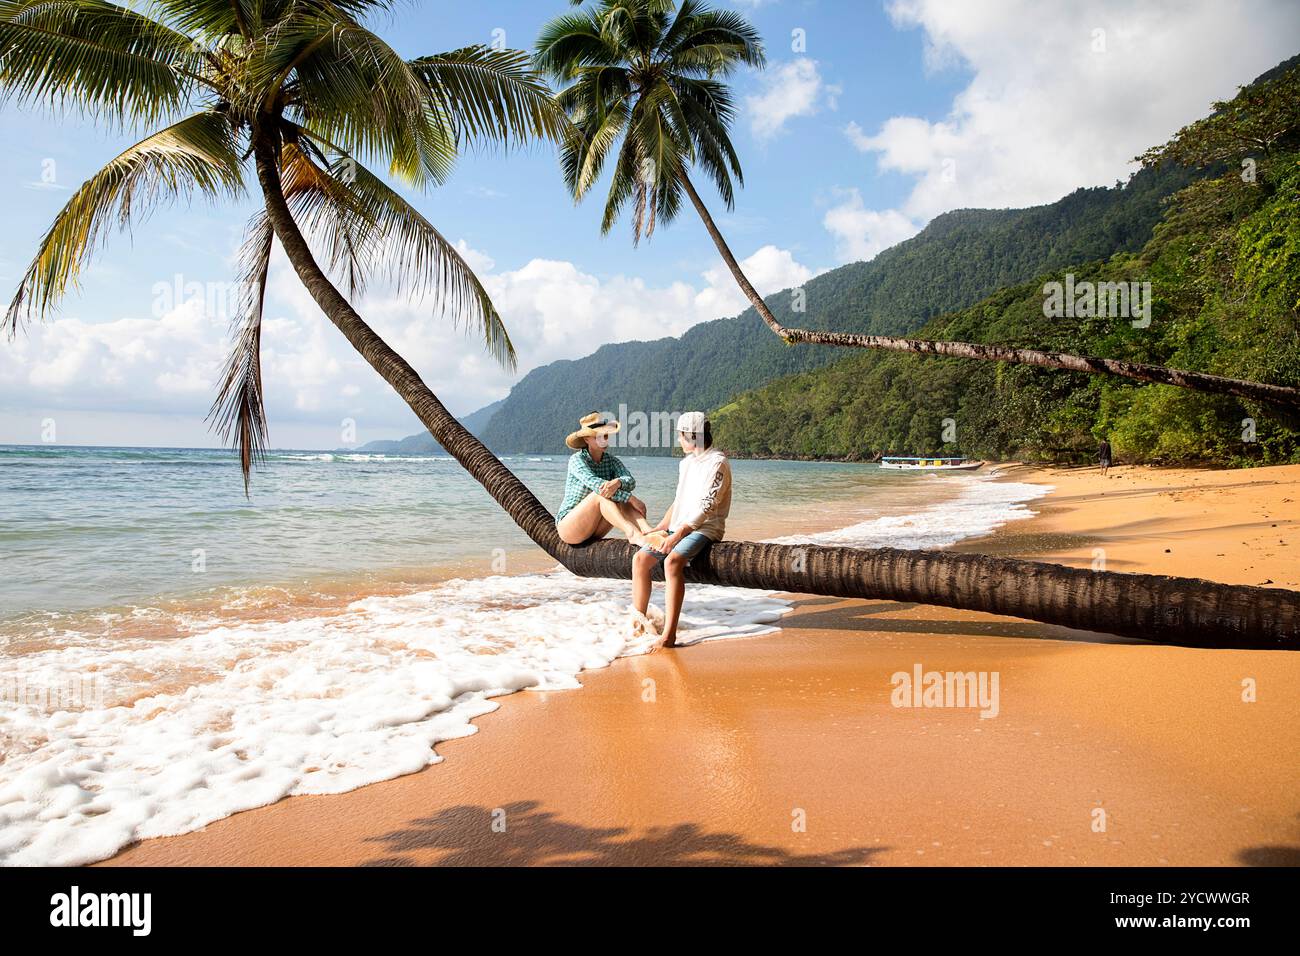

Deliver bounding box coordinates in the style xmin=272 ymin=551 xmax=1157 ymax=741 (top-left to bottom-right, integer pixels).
xmin=253 ymin=136 xmax=1300 ymax=651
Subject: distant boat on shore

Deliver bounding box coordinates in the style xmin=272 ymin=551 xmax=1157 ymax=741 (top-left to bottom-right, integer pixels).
xmin=879 ymin=456 xmax=984 ymax=472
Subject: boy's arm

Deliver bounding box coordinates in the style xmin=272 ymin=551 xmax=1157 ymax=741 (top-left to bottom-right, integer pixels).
xmin=660 ymin=520 xmax=695 ymax=551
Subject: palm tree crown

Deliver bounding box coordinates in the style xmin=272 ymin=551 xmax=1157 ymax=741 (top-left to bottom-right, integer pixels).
xmin=1 ymin=0 xmax=566 ymax=482
xmin=535 ymin=0 xmax=763 ymax=242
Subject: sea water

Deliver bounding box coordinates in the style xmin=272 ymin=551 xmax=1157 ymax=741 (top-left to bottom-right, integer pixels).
xmin=0 ymin=445 xmax=1049 ymax=865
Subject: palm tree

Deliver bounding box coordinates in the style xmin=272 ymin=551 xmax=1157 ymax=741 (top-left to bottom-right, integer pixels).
xmin=2 ymin=0 xmax=571 ymax=484
xmin=534 ymin=0 xmax=1300 ymax=412
xmin=3 ymin=0 xmax=1297 ymax=649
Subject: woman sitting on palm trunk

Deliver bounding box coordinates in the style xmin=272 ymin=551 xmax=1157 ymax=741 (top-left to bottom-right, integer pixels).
xmin=555 ymin=413 xmax=662 ymax=548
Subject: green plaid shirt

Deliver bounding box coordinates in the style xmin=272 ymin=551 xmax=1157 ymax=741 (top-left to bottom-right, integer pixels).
xmin=556 ymin=448 xmax=635 ymax=521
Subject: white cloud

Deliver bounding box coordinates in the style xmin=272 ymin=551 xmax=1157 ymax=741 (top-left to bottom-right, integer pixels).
xmin=13 ymin=299 xmax=224 ymax=400
xmin=822 ymin=190 xmax=920 ymax=263
xmin=280 ymin=240 xmax=819 ymax=436
xmin=830 ymin=0 xmax=1300 ymax=261
xmin=746 ymin=59 xmax=840 ymax=140
xmin=694 ymin=245 xmax=815 ymax=320
xmin=0 ymin=241 xmax=818 ymax=446
xmin=449 ymin=242 xmax=815 ymax=386
xmin=453 ymin=238 xmax=496 ymax=276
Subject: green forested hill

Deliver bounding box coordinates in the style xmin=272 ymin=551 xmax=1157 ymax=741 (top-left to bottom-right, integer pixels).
xmin=713 ymin=61 xmax=1300 ymax=467
xmin=478 ymin=162 xmax=1194 ymax=453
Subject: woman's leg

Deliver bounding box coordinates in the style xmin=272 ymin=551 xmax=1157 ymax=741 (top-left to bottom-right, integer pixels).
xmin=556 ymin=494 xmax=612 ymax=545
xmin=627 ymin=495 xmax=653 ymax=533
xmin=632 ymin=548 xmax=657 ymax=615
xmin=558 ymin=493 xmax=650 ymax=545
xmin=595 ymin=496 xmax=652 ymax=542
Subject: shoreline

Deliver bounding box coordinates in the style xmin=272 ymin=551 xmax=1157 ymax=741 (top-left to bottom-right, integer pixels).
xmin=1 ymin=456 xmax=947 ymax=642
xmin=95 ymin=462 xmax=1300 ymax=866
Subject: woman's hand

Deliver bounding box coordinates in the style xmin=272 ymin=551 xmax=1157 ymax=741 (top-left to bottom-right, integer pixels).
xmin=598 ymin=478 xmax=621 ymax=499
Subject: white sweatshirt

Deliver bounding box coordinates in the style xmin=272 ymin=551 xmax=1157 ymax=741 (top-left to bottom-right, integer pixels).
xmin=668 ymin=447 xmax=732 ymax=541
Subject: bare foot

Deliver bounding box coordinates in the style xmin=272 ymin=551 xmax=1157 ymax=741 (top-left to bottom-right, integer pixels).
xmin=642 ymin=531 xmax=670 ymax=552
xmin=628 ymin=606 xmax=660 ymax=641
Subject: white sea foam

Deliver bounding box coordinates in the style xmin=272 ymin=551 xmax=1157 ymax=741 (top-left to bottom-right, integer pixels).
xmin=766 ymin=472 xmax=1052 ymax=550
xmin=0 ymin=471 xmax=1050 ymax=867
xmin=0 ymin=571 xmax=788 ymax=866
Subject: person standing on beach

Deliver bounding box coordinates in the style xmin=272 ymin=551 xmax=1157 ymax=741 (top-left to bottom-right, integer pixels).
xmin=556 ymin=413 xmax=657 ymax=546
xmin=1098 ymin=438 xmax=1113 ymax=476
xmin=632 ymin=412 xmax=732 ymax=650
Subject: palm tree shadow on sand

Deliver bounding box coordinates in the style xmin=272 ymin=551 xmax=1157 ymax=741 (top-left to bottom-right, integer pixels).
xmin=1239 ymin=815 xmax=1300 ymax=866
xmin=1237 ymin=846 xmax=1300 ymax=866
xmin=360 ymin=800 xmax=886 ymax=867
xmin=778 ymin=599 xmax=1149 ymax=646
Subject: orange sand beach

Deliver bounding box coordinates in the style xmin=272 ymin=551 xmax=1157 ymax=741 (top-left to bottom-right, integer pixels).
xmin=101 ymin=463 xmax=1300 ymax=867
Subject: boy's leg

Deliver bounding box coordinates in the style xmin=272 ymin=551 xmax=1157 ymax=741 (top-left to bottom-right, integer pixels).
xmin=660 ymin=552 xmax=687 ymax=647
xmin=655 ymin=534 xmax=713 ymax=649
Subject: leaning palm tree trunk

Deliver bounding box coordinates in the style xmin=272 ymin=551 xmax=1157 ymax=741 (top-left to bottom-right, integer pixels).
xmin=255 ymin=136 xmax=1300 ymax=651
xmin=677 ymin=173 xmax=1300 ymax=412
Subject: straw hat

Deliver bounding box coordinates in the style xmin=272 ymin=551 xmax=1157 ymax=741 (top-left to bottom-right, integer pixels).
xmin=566 ymin=412 xmax=621 ymax=450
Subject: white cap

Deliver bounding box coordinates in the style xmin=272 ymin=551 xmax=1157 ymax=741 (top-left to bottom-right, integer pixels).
xmin=676 ymin=411 xmax=707 ymax=434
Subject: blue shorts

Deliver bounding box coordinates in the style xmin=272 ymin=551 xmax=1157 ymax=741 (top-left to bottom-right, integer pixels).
xmin=639 ymin=530 xmax=714 ymax=565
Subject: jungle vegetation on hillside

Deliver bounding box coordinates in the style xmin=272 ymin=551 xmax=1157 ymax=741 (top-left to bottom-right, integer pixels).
xmin=714 ymin=62 xmax=1300 ymax=466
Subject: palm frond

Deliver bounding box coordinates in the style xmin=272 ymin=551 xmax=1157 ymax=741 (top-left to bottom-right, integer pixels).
xmin=150 ymin=0 xmax=254 ymax=39
xmin=241 ymin=7 xmax=453 ymax=187
xmin=657 ymin=0 xmax=700 ymax=55
xmin=673 ymin=75 xmax=742 ymax=204
xmin=0 ymin=0 xmax=210 ymax=127
xmin=534 ymin=10 xmax=621 ymax=80
xmin=287 ymin=130 xmax=516 ymax=370
xmin=150 ymin=0 xmax=397 ymax=42
xmin=601 ymin=127 xmax=640 ymax=237
xmin=558 ymin=79 xmax=631 ymax=198
xmin=273 ymin=138 xmax=372 ymax=296
xmin=625 ymin=78 xmax=688 ymax=238
xmin=5 ymin=109 xmax=244 ymax=333
xmin=597 ymin=0 xmax=664 ymax=56
xmin=661 ymin=7 xmax=765 ymax=71
xmin=207 ymin=211 xmax=273 ymax=495
xmin=409 ymin=45 xmax=571 ymax=151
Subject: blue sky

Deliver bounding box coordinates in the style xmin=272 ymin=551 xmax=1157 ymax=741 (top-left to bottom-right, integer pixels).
xmin=1 ymin=0 xmax=1297 ymax=449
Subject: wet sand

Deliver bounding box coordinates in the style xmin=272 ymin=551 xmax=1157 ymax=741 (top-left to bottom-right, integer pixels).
xmin=100 ymin=463 xmax=1300 ymax=866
